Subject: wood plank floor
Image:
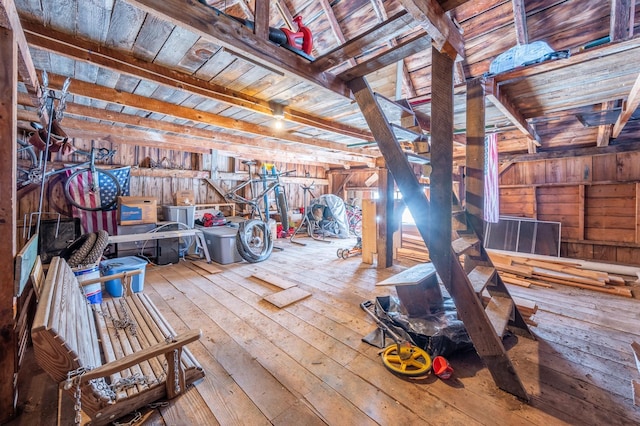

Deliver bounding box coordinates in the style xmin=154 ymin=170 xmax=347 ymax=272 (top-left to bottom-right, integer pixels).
xmin=9 ymin=236 xmax=640 ymax=425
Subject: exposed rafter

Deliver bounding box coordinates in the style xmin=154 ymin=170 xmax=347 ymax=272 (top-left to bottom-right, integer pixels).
xmin=338 ymin=34 xmax=432 ymax=81
xmin=398 ymin=0 xmax=465 ymax=59
xmin=483 ymin=77 xmax=541 ymax=145
xmin=0 ymin=0 xmax=44 ymax=121
xmin=124 ymin=0 xmax=350 ymax=97
xmin=313 ymin=11 xmax=417 ymax=72
xmin=22 ymin=22 xmax=372 ymax=142
xmin=43 ymin=73 xmax=375 ymax=159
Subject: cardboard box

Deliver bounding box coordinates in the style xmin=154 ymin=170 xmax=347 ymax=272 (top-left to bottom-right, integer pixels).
xmin=174 ymin=190 xmax=196 ymax=206
xmin=118 ymin=196 xmax=157 ymax=225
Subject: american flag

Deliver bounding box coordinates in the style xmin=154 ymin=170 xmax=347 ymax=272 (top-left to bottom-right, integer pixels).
xmin=66 ymin=166 xmax=131 ymax=235
xmin=484 ymin=133 xmax=500 ymax=223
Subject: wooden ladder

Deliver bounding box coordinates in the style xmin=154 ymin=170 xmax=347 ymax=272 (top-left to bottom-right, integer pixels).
xmin=348 ymin=76 xmax=532 ymax=401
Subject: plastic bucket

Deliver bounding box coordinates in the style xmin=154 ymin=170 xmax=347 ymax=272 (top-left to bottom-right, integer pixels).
xmin=100 ymin=256 xmax=148 ymax=297
xmin=74 ymin=265 xmax=102 ymax=304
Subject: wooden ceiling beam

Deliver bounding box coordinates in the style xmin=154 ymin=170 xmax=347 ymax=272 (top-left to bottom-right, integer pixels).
xmin=253 ymin=0 xmax=267 ymax=40
xmin=398 ymin=0 xmax=465 ymax=59
xmin=124 ymin=0 xmax=349 ymax=97
xmin=612 ymin=71 xmax=640 ymax=138
xmin=274 ymin=0 xmax=295 ymax=30
xmin=44 ymin=73 xmax=375 ymax=158
xmin=16 ymin=94 xmax=372 ymax=165
xmin=319 ymin=0 xmax=356 ymax=68
xmin=438 ymin=0 xmax=472 ymax=12
xmin=483 ymin=77 xmax=541 ymax=145
xmin=313 ymin=11 xmax=417 ymax=71
xmin=22 ymin=22 xmax=373 ymax=142
xmin=501 ymin=140 xmax=640 ymax=162
xmin=338 ymin=34 xmax=432 ymax=81
xmin=17 ymin=109 xmax=342 ymax=167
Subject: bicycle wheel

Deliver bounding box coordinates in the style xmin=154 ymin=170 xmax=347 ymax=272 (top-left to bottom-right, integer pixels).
xmin=350 ymin=217 xmax=362 ymax=237
xmin=236 ymin=219 xmax=273 ymax=263
xmin=276 ymin=190 xmax=289 ymax=231
xmin=64 ymin=168 xmax=121 ymax=211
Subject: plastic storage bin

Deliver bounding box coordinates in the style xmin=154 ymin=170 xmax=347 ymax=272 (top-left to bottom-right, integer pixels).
xmin=73 ymin=264 xmax=101 ymax=304
xmin=100 ymin=256 xmax=148 ymax=297
xmin=162 ymin=205 xmax=196 ymax=228
xmin=199 ymin=226 xmax=243 ymax=264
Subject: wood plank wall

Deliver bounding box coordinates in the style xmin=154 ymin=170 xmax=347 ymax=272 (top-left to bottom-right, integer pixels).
xmin=16 ymin=137 xmax=327 ymax=241
xmin=500 ymin=151 xmax=640 ymax=265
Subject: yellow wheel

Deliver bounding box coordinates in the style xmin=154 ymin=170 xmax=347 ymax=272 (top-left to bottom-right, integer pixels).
xmin=380 ymin=343 xmax=432 ymax=377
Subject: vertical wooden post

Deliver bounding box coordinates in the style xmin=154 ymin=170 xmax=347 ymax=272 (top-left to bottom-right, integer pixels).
xmin=376 ymin=158 xmax=394 ymax=268
xmin=635 ymin=182 xmax=640 ymax=244
xmin=466 ymin=77 xmax=485 ymax=240
xmin=579 ymin=184 xmax=586 ymax=240
xmin=253 ymin=0 xmax=270 ymax=41
xmin=0 ymin=25 xmax=18 ymax=422
xmin=361 ymin=199 xmax=376 ymax=264
xmin=430 ymin=45 xmax=454 ymax=286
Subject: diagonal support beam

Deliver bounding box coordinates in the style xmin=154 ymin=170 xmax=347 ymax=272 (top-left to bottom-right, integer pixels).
xmin=124 ymin=0 xmax=350 ymax=97
xmin=0 ymin=0 xmax=45 ymax=121
xmin=398 ymin=0 xmax=465 ymax=59
xmin=613 ymin=71 xmax=640 ymax=138
xmin=483 ymin=77 xmax=541 ymax=145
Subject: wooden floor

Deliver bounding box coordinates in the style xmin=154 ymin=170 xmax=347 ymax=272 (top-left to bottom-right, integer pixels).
xmin=9 ymin=236 xmax=640 ymax=425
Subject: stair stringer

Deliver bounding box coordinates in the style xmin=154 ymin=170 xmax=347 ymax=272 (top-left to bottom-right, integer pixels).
xmin=348 ymin=76 xmax=529 ymax=401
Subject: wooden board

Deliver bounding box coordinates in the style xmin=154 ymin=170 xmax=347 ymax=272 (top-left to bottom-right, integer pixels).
xmin=251 ymin=271 xmax=298 ymax=290
xmin=15 ymin=234 xmax=38 ymax=296
xmin=376 ymin=262 xmax=436 ymax=286
xmin=189 ymin=260 xmax=222 ymax=275
xmin=634 ymin=380 xmax=640 ymax=407
xmin=632 ymin=341 xmax=640 ymax=374
xmin=263 ymin=287 xmax=311 ymax=308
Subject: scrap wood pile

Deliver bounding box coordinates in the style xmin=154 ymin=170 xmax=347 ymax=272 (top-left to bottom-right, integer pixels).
xmin=487 ymin=250 xmax=636 ymax=298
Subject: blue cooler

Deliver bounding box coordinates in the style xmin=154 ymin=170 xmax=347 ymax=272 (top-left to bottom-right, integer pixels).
xmin=100 ymin=256 xmax=148 ymax=297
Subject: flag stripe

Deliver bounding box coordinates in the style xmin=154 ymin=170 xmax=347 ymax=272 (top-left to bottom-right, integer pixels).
xmin=66 ymin=166 xmax=131 ymax=235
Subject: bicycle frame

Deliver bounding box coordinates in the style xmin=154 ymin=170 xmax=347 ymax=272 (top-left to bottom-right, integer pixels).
xmin=224 ymin=162 xmax=290 ymax=224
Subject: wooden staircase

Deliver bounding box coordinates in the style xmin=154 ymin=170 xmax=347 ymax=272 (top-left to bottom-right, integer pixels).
xmin=348 ymin=76 xmax=532 ymax=401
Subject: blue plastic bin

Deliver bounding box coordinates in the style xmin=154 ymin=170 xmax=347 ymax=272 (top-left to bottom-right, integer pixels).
xmin=100 ymin=256 xmax=148 ymax=297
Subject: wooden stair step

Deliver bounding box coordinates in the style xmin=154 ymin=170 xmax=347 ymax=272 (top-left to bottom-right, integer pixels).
xmin=405 ymin=151 xmax=431 ymax=165
xmin=390 ymin=123 xmax=425 ymax=142
xmin=485 ymin=296 xmax=514 ymax=338
xmin=452 ymin=210 xmax=467 ymax=230
xmin=452 ymin=233 xmax=480 ymax=255
xmin=374 ymin=92 xmax=415 ymax=122
xmin=467 ymin=266 xmax=496 ymax=294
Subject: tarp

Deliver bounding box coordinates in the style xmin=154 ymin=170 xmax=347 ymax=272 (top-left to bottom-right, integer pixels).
xmin=308 ymin=194 xmax=349 ymax=238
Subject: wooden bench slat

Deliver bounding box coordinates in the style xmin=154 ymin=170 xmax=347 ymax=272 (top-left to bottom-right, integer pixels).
xmin=31 ymin=257 xmax=204 ymax=424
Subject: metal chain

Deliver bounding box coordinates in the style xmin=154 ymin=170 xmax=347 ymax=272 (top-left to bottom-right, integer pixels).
xmin=91 ymin=299 xmax=137 ymax=336
xmin=113 ymin=411 xmax=142 ymax=426
xmin=64 ymin=366 xmax=91 ymax=425
xmin=173 ymin=349 xmax=181 ymax=394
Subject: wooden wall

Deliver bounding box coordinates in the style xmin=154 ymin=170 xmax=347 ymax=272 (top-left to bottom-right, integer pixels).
xmin=499 ymin=151 xmax=640 ymax=265
xmin=17 ymin=137 xmax=327 ymax=237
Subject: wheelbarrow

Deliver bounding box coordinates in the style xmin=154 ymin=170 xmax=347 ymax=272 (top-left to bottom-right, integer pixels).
xmin=360 ymin=300 xmax=432 ymax=377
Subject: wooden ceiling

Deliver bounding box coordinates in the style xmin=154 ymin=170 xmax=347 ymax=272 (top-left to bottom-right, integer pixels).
xmin=4 ymin=0 xmax=640 ymax=168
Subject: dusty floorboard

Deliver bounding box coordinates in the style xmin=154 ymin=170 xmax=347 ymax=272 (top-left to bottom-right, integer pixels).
xmin=8 ymin=235 xmax=640 ymax=425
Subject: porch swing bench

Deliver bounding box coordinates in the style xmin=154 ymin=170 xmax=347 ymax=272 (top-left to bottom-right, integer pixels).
xmin=31 ymin=257 xmax=205 ymax=425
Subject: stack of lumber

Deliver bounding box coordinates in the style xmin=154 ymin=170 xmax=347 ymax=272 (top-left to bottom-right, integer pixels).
xmin=487 ymin=250 xmax=634 ymax=298
xmin=398 ymin=225 xmax=430 ymax=262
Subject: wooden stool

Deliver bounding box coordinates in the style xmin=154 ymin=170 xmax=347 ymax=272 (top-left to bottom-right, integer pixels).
xmin=377 ymin=263 xmax=443 ymax=316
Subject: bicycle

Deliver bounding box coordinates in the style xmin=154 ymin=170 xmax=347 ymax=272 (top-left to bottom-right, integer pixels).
xmin=224 ymin=160 xmax=291 ymax=262
xmin=345 ymin=203 xmax=363 ymax=237
xmin=17 ymin=138 xmax=123 ymax=211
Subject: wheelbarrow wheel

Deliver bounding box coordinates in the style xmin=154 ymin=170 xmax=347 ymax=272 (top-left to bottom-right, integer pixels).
xmin=336 ymin=249 xmax=343 ymax=258
xmin=380 ymin=344 xmax=432 ymax=377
